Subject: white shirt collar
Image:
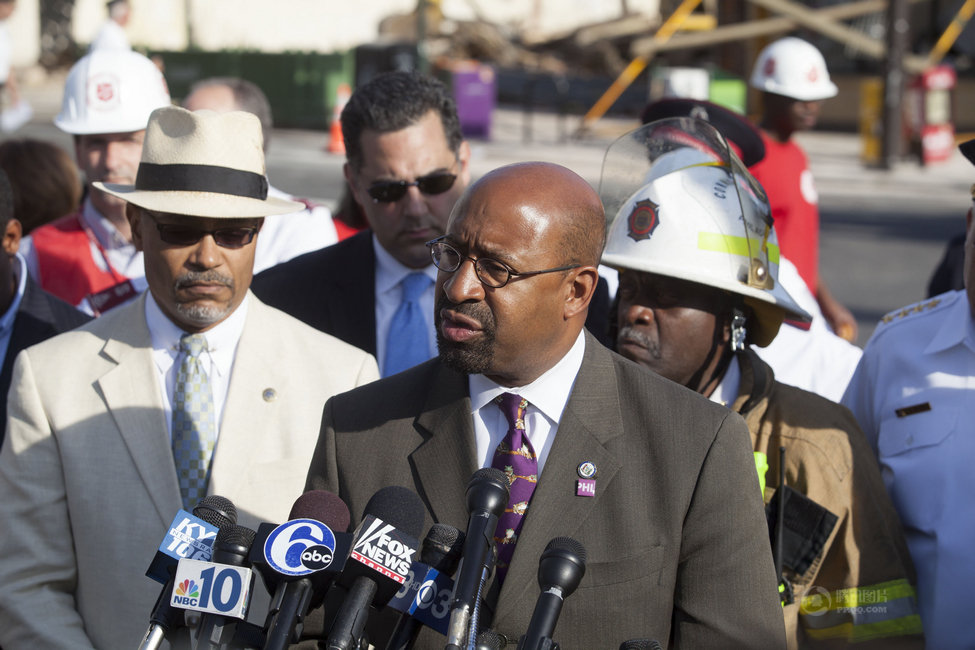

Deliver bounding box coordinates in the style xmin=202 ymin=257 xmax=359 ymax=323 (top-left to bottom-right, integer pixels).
xmin=145 ymin=290 xmax=249 ymax=379
xmin=80 ymin=197 xmax=132 ymax=251
xmin=372 ymin=235 xmax=438 ymax=296
xmin=0 ymin=253 xmax=28 ymax=335
xmin=469 ymin=330 xmax=587 ymax=425
xmin=708 ymin=354 xmax=741 ymax=408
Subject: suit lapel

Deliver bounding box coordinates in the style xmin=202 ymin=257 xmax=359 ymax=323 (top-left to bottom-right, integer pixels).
xmin=210 ymin=296 xmax=276 ymax=501
xmin=95 ymin=296 xmax=180 ymax=526
xmin=328 ymin=233 xmax=377 ymax=355
xmin=493 ymin=334 xmax=624 ymax=622
xmin=411 ymin=362 xmax=478 ymax=527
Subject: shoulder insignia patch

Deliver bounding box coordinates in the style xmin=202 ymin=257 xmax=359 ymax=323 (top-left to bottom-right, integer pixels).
xmin=879 ymin=297 xmax=943 ymax=325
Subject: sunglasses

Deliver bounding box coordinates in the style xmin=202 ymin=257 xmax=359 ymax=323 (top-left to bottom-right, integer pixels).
xmin=366 ymin=172 xmax=458 ymax=203
xmin=145 ymin=211 xmax=260 ymax=249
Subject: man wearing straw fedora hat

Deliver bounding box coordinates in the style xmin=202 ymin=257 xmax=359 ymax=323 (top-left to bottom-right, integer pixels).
xmin=0 ymin=106 xmax=379 ymax=648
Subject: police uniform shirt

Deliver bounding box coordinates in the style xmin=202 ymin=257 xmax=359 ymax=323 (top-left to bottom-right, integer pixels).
xmin=841 ymin=289 xmax=975 ymax=649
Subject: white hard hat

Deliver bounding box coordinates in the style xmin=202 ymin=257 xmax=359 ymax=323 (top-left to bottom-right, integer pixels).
xmin=600 ymin=119 xmax=811 ymax=347
xmin=749 ymin=37 xmax=838 ymax=102
xmin=55 ymin=50 xmax=171 ymax=135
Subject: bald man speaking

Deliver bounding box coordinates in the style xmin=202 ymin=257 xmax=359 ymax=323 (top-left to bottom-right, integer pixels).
xmin=306 ymin=162 xmax=785 ymax=648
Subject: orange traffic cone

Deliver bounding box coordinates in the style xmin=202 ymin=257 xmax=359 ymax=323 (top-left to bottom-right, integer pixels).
xmin=327 ymin=83 xmax=351 ymax=155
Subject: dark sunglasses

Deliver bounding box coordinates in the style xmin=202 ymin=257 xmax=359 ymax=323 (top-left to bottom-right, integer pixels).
xmin=145 ymin=211 xmax=260 ymax=249
xmin=366 ymin=172 xmax=458 ymax=203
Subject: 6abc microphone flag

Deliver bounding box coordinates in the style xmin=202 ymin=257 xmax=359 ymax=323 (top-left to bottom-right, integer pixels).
xmin=139 ymin=472 xmax=601 ymax=650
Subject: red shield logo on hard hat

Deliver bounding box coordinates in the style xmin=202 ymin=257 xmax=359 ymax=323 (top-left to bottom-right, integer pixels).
xmin=96 ymin=82 xmax=114 ymax=103
xmin=88 ymin=72 xmax=121 ymax=111
xmin=763 ymin=58 xmax=776 ymax=77
xmin=807 ymin=66 xmax=819 ymax=82
xmin=627 ymin=199 xmax=661 ymax=242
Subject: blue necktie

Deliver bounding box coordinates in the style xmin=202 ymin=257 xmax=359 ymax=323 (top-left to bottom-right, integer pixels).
xmin=384 ymin=272 xmax=432 ymax=376
xmin=171 ymin=334 xmax=216 ymax=510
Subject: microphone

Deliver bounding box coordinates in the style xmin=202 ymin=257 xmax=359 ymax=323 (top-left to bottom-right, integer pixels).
xmin=259 ymin=490 xmax=353 ymax=650
xmin=185 ymin=524 xmax=258 ymax=649
xmin=139 ymin=495 xmax=238 ymax=650
xmin=476 ymin=629 xmax=506 ymax=650
xmin=517 ymin=537 xmax=587 ymax=650
xmin=619 ymin=641 xmax=663 ymax=650
xmin=445 ymin=467 xmax=510 ymax=650
xmin=385 ymin=524 xmax=465 ymax=649
xmin=325 ymin=485 xmax=425 ymax=650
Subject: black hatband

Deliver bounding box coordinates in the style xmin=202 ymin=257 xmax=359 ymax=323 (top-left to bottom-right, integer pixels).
xmin=135 ymin=162 xmax=268 ymax=199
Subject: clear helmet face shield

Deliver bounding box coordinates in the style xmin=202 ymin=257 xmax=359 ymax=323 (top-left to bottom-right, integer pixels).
xmin=599 ymin=117 xmax=810 ymax=347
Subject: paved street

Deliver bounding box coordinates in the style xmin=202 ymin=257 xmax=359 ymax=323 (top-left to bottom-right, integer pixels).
xmin=6 ymin=70 xmax=973 ymax=346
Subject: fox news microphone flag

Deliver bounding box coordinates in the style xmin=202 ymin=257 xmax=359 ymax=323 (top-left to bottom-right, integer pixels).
xmin=325 ymin=485 xmax=425 ymax=650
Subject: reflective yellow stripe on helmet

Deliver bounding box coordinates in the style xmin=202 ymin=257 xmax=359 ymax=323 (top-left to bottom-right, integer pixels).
xmin=799 ymin=579 xmax=923 ymax=642
xmin=697 ymin=233 xmax=781 ymax=264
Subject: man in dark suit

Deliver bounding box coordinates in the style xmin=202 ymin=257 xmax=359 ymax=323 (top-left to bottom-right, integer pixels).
xmin=306 ymin=162 xmax=786 ymax=648
xmin=252 ymin=71 xmax=471 ymax=375
xmin=0 ymin=170 xmax=90 ymax=447
xmin=251 ymin=72 xmax=612 ymax=370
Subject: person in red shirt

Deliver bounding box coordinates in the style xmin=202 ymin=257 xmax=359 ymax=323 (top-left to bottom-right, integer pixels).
xmin=748 ymin=36 xmax=858 ymax=342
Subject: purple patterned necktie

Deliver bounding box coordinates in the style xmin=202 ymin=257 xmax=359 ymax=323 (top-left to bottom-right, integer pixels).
xmin=491 ymin=392 xmax=538 ymax=582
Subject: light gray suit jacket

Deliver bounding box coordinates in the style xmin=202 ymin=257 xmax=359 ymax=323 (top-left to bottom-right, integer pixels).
xmin=0 ymin=292 xmax=379 ymax=649
xmin=307 ymin=332 xmax=787 ymax=649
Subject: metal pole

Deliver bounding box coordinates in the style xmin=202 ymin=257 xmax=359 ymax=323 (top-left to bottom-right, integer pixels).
xmin=927 ymin=0 xmax=975 ymax=66
xmin=881 ymin=0 xmax=910 ymax=169
xmin=185 ymin=0 xmax=194 ymax=49
xmin=417 ymin=0 xmax=430 ymax=74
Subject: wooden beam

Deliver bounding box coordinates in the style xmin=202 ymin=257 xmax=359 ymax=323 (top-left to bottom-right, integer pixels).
xmin=631 ymin=0 xmax=928 ymax=72
xmin=747 ymin=0 xmax=928 ymax=71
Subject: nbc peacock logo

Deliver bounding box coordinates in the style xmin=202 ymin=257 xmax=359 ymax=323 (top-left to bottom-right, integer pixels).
xmin=175 ymin=579 xmax=199 ymax=598
xmin=172 ymin=579 xmax=200 ymax=607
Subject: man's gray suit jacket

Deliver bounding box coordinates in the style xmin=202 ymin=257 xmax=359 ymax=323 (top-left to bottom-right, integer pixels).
xmin=307 ymin=331 xmax=787 ymax=649
xmin=0 ymin=292 xmax=379 ymax=649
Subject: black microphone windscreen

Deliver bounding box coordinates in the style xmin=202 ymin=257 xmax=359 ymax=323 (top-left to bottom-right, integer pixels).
xmin=476 ymin=629 xmax=505 ymax=650
xmin=471 ymin=467 xmax=507 ymax=489
xmin=545 ymin=536 xmax=587 ymax=564
xmin=288 ymin=490 xmax=352 ymax=532
xmin=216 ymin=523 xmax=256 ymax=550
xmin=421 ymin=523 xmax=465 ymax=570
xmin=362 ymin=485 xmax=425 ymax=539
xmin=619 ymin=640 xmax=662 ymax=650
xmin=466 ymin=467 xmax=509 ymax=516
xmin=193 ymin=495 xmax=237 ymax=528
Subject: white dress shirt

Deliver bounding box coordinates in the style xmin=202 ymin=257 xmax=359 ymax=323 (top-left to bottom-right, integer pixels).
xmin=755 ymin=256 xmax=862 ymax=402
xmin=252 ymin=185 xmax=339 ymax=274
xmin=842 ymin=289 xmax=975 ymax=649
xmin=708 ymin=354 xmax=741 ymax=408
xmin=373 ymin=237 xmax=438 ymax=375
xmin=469 ymin=330 xmax=586 ymax=475
xmin=145 ymin=291 xmax=248 ymax=440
